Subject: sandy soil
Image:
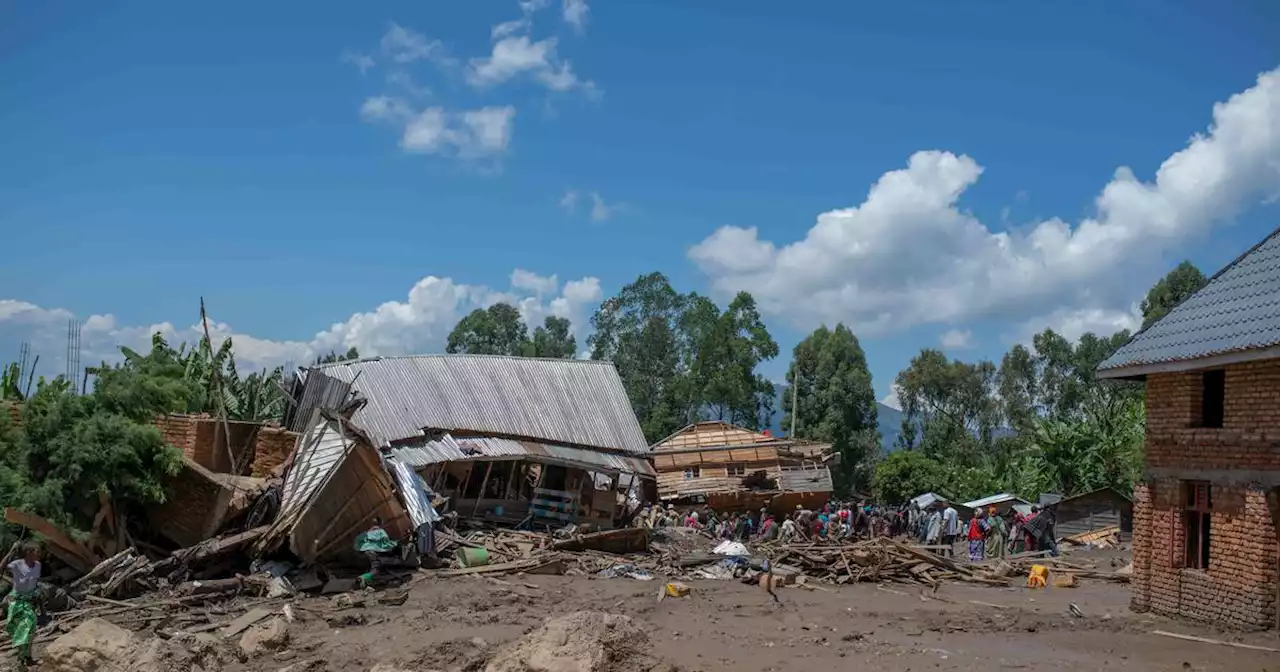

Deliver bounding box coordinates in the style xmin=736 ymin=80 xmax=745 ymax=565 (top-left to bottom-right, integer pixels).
xmin=214 ymin=556 xmax=1280 ymax=672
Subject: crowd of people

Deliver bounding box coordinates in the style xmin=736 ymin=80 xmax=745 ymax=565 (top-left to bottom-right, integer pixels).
xmin=641 ymin=501 xmax=913 ymax=543
xmin=641 ymin=497 xmax=1060 ymax=559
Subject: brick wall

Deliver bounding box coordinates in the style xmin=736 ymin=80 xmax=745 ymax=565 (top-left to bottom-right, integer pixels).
xmin=1132 ymin=360 xmax=1280 ymax=629
xmin=154 ymin=413 xmax=295 ymax=477
xmin=250 ymin=426 xmax=299 ymax=477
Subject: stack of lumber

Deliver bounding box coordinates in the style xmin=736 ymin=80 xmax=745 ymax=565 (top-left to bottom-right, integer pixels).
xmin=995 ymin=554 xmax=1131 ymax=583
xmin=1061 ymin=526 xmax=1121 ymax=548
xmin=764 ymin=537 xmax=1010 ymax=588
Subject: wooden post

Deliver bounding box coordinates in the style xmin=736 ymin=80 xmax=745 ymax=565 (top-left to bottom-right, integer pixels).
xmin=471 ymin=462 xmax=494 ymax=517
xmin=458 ymin=461 xmax=476 ymax=500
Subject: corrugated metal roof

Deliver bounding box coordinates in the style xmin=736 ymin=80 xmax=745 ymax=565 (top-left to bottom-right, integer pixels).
xmin=390 ymin=433 xmax=656 ymax=477
xmin=261 ymin=415 xmax=354 ymax=550
xmin=1099 ymin=226 xmax=1280 ymax=372
xmin=962 ymin=493 xmax=1029 ymax=509
xmin=776 ymin=466 xmax=833 ymax=493
xmin=385 ymin=456 xmax=440 ymax=529
xmin=291 ymin=355 xmax=650 ymax=454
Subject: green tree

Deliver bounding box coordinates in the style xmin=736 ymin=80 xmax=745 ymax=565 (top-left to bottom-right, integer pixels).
xmin=447 ymin=303 xmax=533 ymax=356
xmin=589 ymin=273 xmax=779 ymax=441
xmin=698 ymin=293 xmax=779 ymax=430
xmin=589 ymin=273 xmax=695 ymax=441
xmin=871 ymin=450 xmax=948 ymax=505
xmin=782 ymin=324 xmax=880 ymax=494
xmin=893 ymin=349 xmax=999 ymax=462
xmin=530 ymin=316 xmax=577 ymax=359
xmin=1140 ymin=261 xmax=1208 ymax=329
xmin=10 ymin=338 xmax=188 ymax=536
xmin=313 ymin=347 xmax=360 ymax=365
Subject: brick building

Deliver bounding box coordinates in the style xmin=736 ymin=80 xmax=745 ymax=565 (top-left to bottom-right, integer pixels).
xmin=1098 ymin=228 xmax=1280 ymax=629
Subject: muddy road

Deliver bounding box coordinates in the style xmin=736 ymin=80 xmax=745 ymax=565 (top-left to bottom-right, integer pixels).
xmin=212 ymin=570 xmax=1278 ymax=672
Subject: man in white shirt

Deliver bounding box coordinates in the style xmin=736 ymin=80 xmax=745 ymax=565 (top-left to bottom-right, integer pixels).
xmin=941 ymin=502 xmax=959 ymax=554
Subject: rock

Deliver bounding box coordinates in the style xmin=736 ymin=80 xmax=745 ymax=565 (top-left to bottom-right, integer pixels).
xmin=44 ymin=618 xmax=135 ymax=672
xmin=240 ymin=618 xmax=290 ymax=657
xmin=484 ymin=611 xmax=656 ymax=672
xmin=369 ymin=665 xmax=416 ymax=672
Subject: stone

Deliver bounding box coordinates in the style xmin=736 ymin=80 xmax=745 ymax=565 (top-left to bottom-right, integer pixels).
xmin=239 ymin=617 xmax=290 ymax=657
xmin=44 ymin=618 xmax=135 ymax=672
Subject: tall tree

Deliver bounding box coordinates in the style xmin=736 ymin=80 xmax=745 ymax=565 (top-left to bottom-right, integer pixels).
xmin=782 ymin=324 xmax=879 ymax=494
xmin=589 ymin=274 xmax=779 ymax=441
xmin=893 ymin=349 xmax=999 ymax=461
xmin=1140 ymin=261 xmax=1208 ymax=329
xmin=996 ymin=344 xmax=1037 ymax=434
xmin=530 ymin=316 xmax=577 ymax=359
xmin=698 ymin=293 xmax=779 ymax=429
xmin=447 ymin=303 xmax=532 ymax=356
xmin=589 ymin=273 xmax=690 ymax=441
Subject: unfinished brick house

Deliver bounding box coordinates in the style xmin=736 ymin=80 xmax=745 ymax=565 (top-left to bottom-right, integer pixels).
xmin=1098 ymin=228 xmax=1280 ymax=629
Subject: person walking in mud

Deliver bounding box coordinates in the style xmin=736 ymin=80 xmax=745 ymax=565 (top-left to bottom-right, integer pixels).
xmin=5 ymin=543 xmax=41 ymax=668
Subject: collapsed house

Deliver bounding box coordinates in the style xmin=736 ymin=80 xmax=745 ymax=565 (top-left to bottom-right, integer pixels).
xmin=261 ymin=355 xmax=655 ymax=563
xmin=1097 ymin=225 xmax=1280 ymax=630
xmin=650 ymin=421 xmax=835 ymax=512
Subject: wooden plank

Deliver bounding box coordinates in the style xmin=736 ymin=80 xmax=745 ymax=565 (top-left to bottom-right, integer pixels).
xmin=219 ymin=607 xmax=275 ymax=638
xmin=1150 ymin=630 xmax=1280 ymax=653
xmin=4 ymin=507 xmax=99 ymax=573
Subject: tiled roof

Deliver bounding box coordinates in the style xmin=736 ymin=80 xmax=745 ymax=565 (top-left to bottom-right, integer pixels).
xmin=1098 ymin=226 xmax=1280 ymax=373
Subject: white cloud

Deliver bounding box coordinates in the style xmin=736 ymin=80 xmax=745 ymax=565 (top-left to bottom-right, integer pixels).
xmin=386 ymin=70 xmax=431 ymax=99
xmin=363 ymin=101 xmax=515 ymax=160
xmin=1013 ymin=305 xmax=1142 ymax=346
xmin=1 ymin=271 xmax=603 ymax=380
xmin=360 ymin=96 xmax=412 ymax=123
xmin=879 ymin=387 xmax=902 ymax=411
xmin=559 ymin=190 xmax=580 ymax=213
xmin=510 ymin=269 xmax=559 ymax=296
xmin=341 ymin=50 xmax=376 ymax=74
xmin=380 ymin=23 xmax=449 ymax=65
xmin=688 ymin=67 xmax=1280 ymax=337
xmin=939 ymin=328 xmax=973 ymax=350
xmin=467 ymin=36 xmax=591 ymax=93
xmin=589 ymin=193 xmax=614 ymax=222
xmin=563 ymin=0 xmax=589 ymax=33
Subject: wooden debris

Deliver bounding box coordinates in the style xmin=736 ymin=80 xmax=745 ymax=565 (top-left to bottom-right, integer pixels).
xmin=1151 ymin=630 xmax=1280 ymax=653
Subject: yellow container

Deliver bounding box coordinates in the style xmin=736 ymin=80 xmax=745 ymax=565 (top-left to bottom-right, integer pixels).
xmin=663 ymin=582 xmax=691 ymax=597
xmin=1026 ymin=564 xmax=1049 ymax=588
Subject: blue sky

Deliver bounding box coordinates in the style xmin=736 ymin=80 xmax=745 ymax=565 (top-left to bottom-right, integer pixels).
xmin=3 ymin=0 xmax=1280 ymax=408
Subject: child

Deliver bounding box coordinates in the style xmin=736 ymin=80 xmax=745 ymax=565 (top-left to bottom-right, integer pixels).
xmin=6 ymin=543 xmax=41 ymax=667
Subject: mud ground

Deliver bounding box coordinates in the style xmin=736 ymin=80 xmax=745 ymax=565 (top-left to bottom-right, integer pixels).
xmin=216 ymin=563 xmax=1278 ymax=671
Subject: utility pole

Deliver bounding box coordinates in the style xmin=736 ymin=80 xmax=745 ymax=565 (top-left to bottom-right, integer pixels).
xmin=790 ymin=369 xmax=799 ymax=438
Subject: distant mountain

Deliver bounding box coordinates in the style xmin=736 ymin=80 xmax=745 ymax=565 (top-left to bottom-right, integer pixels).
xmin=767 ymin=386 xmax=905 ymax=452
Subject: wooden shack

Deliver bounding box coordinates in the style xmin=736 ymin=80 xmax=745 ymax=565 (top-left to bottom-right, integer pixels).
xmin=1047 ymin=487 xmax=1133 ymax=541
xmin=651 ymin=421 xmax=835 ymax=512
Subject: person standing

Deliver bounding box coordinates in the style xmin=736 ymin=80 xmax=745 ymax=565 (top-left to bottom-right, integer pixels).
xmin=941 ymin=502 xmax=959 ymax=555
xmin=5 ymin=543 xmax=41 ymax=667
xmin=966 ymin=510 xmax=988 ymax=562
xmin=985 ymin=507 xmax=1009 ymax=559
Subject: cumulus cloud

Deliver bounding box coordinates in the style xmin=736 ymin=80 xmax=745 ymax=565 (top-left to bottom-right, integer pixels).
xmin=363 ymin=100 xmax=516 ymax=159
xmin=939 ymin=329 xmax=974 ymax=350
xmin=1 ymin=271 xmax=604 ymax=380
xmin=380 ymin=23 xmax=450 ymax=66
xmin=689 ymin=67 xmax=1280 ymax=337
xmin=563 ymin=0 xmax=589 ymax=33
xmin=1012 ymin=305 xmax=1142 ymax=346
xmin=467 ymin=36 xmax=591 ymax=93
